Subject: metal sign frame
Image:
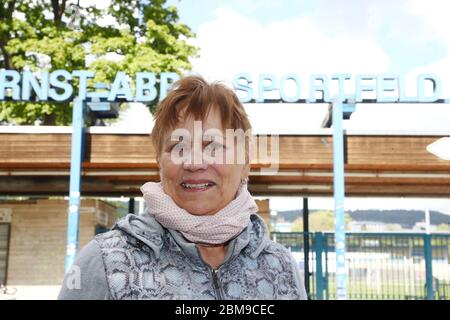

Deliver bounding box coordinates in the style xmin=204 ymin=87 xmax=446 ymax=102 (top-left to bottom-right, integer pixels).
xmin=2 ymin=69 xmax=448 ymax=300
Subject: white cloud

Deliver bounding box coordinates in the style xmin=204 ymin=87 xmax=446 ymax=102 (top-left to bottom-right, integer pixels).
xmin=189 ymin=7 xmax=450 ymax=133
xmin=191 ymin=8 xmax=391 ymax=82
xmin=409 ymin=0 xmax=450 ymax=40
xmin=190 ymin=8 xmax=395 ymax=133
xmin=112 ymin=5 xmax=450 ymax=133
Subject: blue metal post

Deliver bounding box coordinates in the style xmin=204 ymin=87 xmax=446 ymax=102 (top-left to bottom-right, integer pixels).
xmin=315 ymin=232 xmax=324 ymax=300
xmin=424 ymin=234 xmax=434 ymax=300
xmin=332 ymin=98 xmax=347 ymax=300
xmin=65 ymin=98 xmax=85 ymax=272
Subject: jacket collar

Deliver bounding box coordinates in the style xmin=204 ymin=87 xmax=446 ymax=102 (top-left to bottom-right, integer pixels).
xmin=113 ymin=212 xmax=270 ymax=264
xmin=113 ymin=213 xmax=165 ymax=257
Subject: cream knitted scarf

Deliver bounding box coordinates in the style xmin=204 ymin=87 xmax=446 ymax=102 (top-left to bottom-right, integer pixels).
xmin=140 ymin=181 xmax=258 ymax=244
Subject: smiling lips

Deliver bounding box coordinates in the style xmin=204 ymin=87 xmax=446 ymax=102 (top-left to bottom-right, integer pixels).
xmin=180 ymin=180 xmax=216 ymax=192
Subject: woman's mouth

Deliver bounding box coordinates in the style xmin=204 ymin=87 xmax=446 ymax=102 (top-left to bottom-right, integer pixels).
xmin=180 ymin=181 xmax=216 ymax=192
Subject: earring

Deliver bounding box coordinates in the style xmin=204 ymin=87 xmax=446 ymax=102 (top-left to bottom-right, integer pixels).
xmin=240 ymin=178 xmax=248 ymax=186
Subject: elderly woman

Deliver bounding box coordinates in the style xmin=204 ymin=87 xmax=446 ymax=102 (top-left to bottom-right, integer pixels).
xmin=58 ymin=75 xmax=307 ymax=300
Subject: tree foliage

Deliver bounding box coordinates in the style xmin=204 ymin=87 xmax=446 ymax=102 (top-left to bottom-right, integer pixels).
xmin=291 ymin=210 xmax=353 ymax=232
xmin=0 ymin=0 xmax=198 ymax=125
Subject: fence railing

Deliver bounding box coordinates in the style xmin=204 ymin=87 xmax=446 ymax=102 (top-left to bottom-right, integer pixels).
xmin=271 ymin=232 xmax=450 ymax=300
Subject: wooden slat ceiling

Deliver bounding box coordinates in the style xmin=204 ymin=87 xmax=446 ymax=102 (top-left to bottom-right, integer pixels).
xmin=1 ymin=132 xmax=450 ymax=197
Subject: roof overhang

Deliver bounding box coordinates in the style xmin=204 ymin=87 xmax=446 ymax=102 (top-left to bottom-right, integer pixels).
xmin=1 ymin=127 xmax=450 ymax=197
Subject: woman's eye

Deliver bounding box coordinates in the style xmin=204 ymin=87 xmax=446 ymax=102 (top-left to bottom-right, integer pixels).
xmin=168 ymin=142 xmax=185 ymax=152
xmin=204 ymin=142 xmax=223 ymax=152
xmin=212 ymin=141 xmax=226 ymax=149
xmin=167 ymin=144 xmax=177 ymax=152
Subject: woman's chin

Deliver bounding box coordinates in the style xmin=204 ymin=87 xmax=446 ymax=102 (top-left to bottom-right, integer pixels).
xmin=181 ymin=203 xmax=220 ymax=216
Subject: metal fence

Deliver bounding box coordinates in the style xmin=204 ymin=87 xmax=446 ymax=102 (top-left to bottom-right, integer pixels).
xmin=271 ymin=232 xmax=450 ymax=300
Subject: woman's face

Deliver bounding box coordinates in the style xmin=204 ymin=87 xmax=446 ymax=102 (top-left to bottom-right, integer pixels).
xmin=158 ymin=108 xmax=250 ymax=216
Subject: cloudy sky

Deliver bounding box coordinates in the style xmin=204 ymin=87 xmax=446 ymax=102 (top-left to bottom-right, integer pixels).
xmin=120 ymin=0 xmax=450 ymax=133
xmin=118 ymin=0 xmax=450 ymax=214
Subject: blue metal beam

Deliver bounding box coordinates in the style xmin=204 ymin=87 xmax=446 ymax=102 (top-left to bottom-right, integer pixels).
xmin=332 ymin=98 xmax=347 ymax=300
xmin=65 ymin=98 xmax=85 ymax=272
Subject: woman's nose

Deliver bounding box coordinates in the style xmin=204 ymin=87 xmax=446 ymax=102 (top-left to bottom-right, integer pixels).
xmin=182 ymin=146 xmax=209 ymax=170
xmin=182 ymin=158 xmax=209 ymax=171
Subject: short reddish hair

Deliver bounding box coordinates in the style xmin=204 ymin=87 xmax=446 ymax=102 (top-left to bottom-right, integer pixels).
xmin=151 ymin=75 xmax=252 ymax=156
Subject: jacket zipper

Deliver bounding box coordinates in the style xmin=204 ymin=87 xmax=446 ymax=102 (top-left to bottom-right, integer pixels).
xmin=210 ymin=268 xmax=224 ymax=300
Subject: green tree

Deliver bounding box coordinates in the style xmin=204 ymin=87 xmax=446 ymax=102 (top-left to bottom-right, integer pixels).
xmin=291 ymin=210 xmax=353 ymax=232
xmin=0 ymin=0 xmax=198 ymax=125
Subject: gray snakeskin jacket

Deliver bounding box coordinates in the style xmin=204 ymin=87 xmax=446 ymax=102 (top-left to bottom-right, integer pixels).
xmin=58 ymin=212 xmax=307 ymax=300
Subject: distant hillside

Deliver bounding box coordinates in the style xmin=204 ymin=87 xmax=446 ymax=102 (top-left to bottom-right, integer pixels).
xmin=347 ymin=210 xmax=450 ymax=228
xmin=274 ymin=210 xmax=303 ymax=222
xmin=275 ymin=209 xmax=450 ymax=228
